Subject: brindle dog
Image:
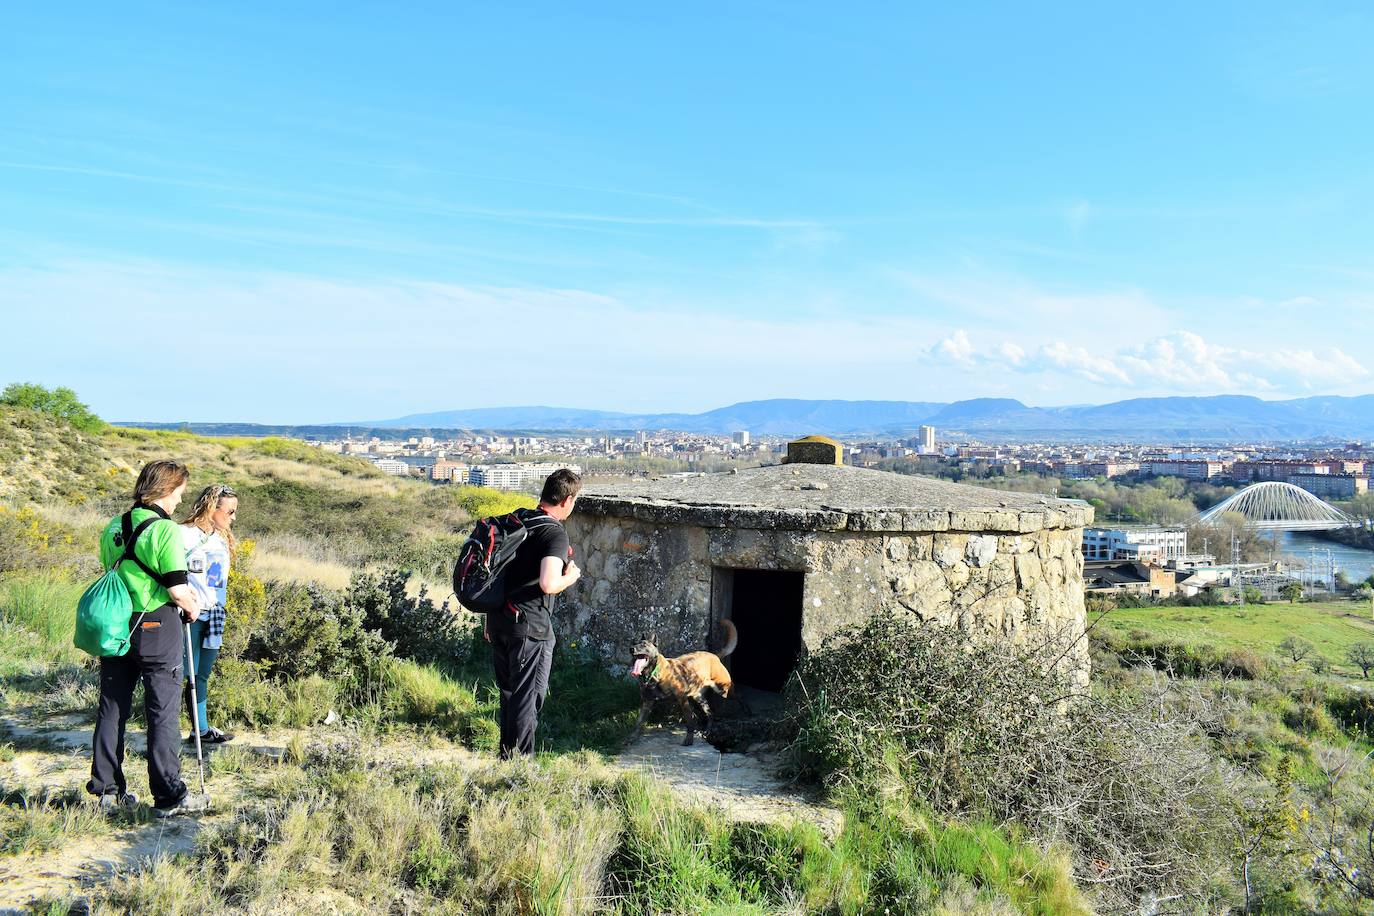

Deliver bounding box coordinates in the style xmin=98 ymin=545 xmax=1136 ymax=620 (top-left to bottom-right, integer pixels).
xmin=630 ymin=620 xmax=738 ymax=746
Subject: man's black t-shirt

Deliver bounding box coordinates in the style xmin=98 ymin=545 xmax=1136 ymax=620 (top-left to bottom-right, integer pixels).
xmin=491 ymin=509 xmax=570 ymax=642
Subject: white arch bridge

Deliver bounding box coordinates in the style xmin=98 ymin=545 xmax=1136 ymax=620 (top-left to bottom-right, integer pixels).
xmin=1194 ymin=481 xmax=1359 ymax=531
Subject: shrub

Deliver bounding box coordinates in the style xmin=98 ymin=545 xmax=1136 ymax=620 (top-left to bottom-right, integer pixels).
xmin=348 ymin=569 xmax=465 ymax=665
xmin=1346 ymin=643 xmax=1374 ymax=679
xmin=784 ymin=612 xmax=1234 ymax=905
xmin=243 ymin=581 xmax=392 ymax=699
xmin=0 ymin=506 xmax=94 ymax=577
xmin=220 ymin=539 xmax=267 ymax=662
xmin=0 ymin=383 xmax=103 ymax=433
xmin=1325 ymin=688 xmax=1374 ymax=738
xmin=1278 ymin=636 xmax=1316 ymax=663
xmin=450 ymin=485 xmax=535 ymax=519
xmin=1097 ymin=630 xmax=1268 ymax=680
xmin=1282 ymin=701 xmax=1336 ymax=737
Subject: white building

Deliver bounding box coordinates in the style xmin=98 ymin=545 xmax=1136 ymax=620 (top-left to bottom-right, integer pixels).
xmin=918 ymin=425 xmax=936 ymax=454
xmin=468 ymin=463 xmax=584 ymax=491
xmin=732 ymin=431 xmax=751 ymax=448
xmin=373 ymin=458 xmax=413 ymax=477
xmin=1083 ymin=526 xmax=1188 ymax=563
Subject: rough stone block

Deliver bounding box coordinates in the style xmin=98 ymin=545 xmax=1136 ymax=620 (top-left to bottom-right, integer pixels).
xmin=901 ymin=510 xmax=952 ymax=532
xmin=966 ymin=534 xmax=998 ymax=568
xmin=944 ymin=561 xmax=971 ymax=590
xmin=911 ymin=536 xmax=933 ymax=560
xmin=951 ymin=509 xmax=1020 ymax=532
xmin=934 ymin=534 xmax=967 ymax=567
xmin=785 ymin=436 xmax=844 ymax=465
xmin=1015 ymin=553 xmax=1042 ymax=590
xmin=885 ymin=537 xmax=909 ymax=561
xmin=988 ymin=556 xmax=1017 ymax=596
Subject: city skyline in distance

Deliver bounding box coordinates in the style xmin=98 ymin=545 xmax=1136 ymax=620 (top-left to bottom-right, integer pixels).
xmin=119 ymin=393 xmax=1374 ymax=442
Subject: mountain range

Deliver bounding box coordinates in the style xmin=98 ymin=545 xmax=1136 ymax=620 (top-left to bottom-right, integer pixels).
xmin=354 ymin=395 xmax=1374 ymax=441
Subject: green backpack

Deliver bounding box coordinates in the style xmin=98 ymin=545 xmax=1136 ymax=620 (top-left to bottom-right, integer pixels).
xmin=74 ymin=512 xmax=165 ymax=658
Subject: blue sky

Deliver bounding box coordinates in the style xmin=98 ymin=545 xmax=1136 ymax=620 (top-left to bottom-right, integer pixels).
xmin=3 ymin=3 xmax=1373 ymax=422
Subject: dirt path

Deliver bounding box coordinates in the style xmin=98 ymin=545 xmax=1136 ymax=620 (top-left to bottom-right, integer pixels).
xmin=0 ymin=710 xmax=302 ymax=914
xmin=1 ymin=710 xmax=839 ymax=913
xmin=613 ymin=727 xmax=843 ymax=838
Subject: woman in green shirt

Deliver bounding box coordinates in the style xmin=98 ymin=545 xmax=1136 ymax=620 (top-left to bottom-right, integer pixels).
xmin=87 ymin=459 xmax=209 ymax=817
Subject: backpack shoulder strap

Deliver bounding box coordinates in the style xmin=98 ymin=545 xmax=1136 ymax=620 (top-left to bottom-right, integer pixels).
xmin=116 ymin=512 xmax=172 ymax=587
xmin=516 ymin=509 xmax=559 ymax=529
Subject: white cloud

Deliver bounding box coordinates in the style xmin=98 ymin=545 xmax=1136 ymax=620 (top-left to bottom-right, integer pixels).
xmin=929 ymin=328 xmax=1367 ymax=395
xmin=934 ymin=329 xmax=977 ymax=367
xmin=4 ymin=258 xmax=1367 ymax=421
xmin=1031 ymin=341 xmax=1133 ymax=386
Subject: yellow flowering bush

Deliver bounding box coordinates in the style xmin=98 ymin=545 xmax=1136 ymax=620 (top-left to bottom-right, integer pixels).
xmin=0 ymin=505 xmax=86 ymax=575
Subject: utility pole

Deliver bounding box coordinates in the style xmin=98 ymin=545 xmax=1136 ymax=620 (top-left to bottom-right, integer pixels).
xmin=1233 ymin=533 xmax=1244 ymax=607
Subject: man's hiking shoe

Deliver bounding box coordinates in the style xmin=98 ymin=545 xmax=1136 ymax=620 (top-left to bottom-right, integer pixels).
xmin=97 ymin=791 xmax=138 ymax=812
xmin=186 ymin=727 xmax=234 ymax=744
xmin=153 ymin=793 xmax=211 ymax=819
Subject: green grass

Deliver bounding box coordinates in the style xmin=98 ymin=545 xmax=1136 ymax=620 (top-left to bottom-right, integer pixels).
xmin=0 ymin=787 xmax=112 ymax=858
xmin=1101 ymin=598 xmax=1374 ymax=677
xmin=73 ymin=744 xmax=1085 ymax=916
xmin=0 ymin=572 xmax=92 ymax=710
xmin=0 ymin=571 xmax=85 ymax=658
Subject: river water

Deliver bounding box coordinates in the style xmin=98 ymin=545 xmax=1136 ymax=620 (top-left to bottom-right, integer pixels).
xmin=1279 ymin=531 xmax=1374 ymax=582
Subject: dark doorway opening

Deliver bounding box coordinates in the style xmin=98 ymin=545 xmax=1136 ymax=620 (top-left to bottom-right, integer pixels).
xmin=721 ymin=568 xmax=804 ymax=693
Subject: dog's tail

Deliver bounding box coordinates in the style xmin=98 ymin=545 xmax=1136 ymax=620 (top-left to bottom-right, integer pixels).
xmin=716 ymin=619 xmax=738 ymax=659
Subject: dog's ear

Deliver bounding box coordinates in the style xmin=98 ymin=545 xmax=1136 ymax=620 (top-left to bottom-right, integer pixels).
xmin=648 ymin=631 xmax=657 ymax=646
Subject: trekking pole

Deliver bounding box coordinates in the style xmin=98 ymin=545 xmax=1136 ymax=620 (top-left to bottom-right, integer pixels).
xmin=183 ymin=620 xmax=207 ymax=796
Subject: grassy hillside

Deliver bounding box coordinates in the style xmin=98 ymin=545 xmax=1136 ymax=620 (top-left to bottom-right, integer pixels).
xmin=0 ymin=404 xmax=538 ymax=589
xmin=1101 ymin=599 xmax=1374 ymax=679
xmin=8 ymin=400 xmax=1374 ymax=911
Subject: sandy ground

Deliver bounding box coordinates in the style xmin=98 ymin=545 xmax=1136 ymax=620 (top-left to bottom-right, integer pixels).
xmin=1 ymin=708 xmax=839 ymax=913
xmin=612 ymin=727 xmax=843 ymax=837
xmin=0 ymin=711 xmax=300 ymax=914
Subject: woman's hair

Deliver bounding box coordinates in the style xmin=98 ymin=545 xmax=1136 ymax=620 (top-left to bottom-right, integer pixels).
xmin=132 ymin=460 xmax=189 ymax=507
xmin=180 ymin=484 xmax=239 ymax=552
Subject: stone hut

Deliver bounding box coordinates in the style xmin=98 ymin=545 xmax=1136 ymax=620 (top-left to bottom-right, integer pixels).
xmin=559 ymin=461 xmax=1093 ymax=693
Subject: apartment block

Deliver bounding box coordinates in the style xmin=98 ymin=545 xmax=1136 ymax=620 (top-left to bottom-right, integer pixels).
xmin=1083 ymin=526 xmax=1188 ymax=563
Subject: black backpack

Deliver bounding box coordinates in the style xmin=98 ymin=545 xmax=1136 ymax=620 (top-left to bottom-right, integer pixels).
xmin=453 ymin=509 xmax=557 ymax=615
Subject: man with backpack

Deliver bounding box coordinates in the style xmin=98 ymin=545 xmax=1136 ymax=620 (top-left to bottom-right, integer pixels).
xmin=481 ymin=469 xmax=582 ymax=758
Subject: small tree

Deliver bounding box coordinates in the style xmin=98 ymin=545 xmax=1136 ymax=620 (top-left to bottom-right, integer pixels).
xmin=0 ymin=383 xmax=103 ymax=432
xmin=1347 ymin=643 xmax=1374 ymax=679
xmin=1280 ymin=581 xmax=1303 ymax=604
xmin=1277 ymin=635 xmax=1315 ymax=663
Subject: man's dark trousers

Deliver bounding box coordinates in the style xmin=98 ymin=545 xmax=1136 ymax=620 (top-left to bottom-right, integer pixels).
xmin=490 ymin=630 xmax=554 ymax=758
xmin=88 ymin=604 xmax=188 ymax=808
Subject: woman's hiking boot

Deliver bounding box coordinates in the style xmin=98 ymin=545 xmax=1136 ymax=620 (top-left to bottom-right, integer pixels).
xmin=154 ymin=792 xmax=211 ymax=819
xmin=97 ymin=791 xmax=138 ymax=812
xmin=186 ymin=726 xmax=234 ymax=744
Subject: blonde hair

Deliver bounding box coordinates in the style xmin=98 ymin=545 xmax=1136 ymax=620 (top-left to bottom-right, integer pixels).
xmin=180 ymin=484 xmax=239 ymax=553
xmin=133 ymin=460 xmax=189 ymax=506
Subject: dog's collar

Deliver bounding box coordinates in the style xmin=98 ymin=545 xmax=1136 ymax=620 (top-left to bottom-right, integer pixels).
xmin=644 ymin=655 xmax=662 ymax=681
